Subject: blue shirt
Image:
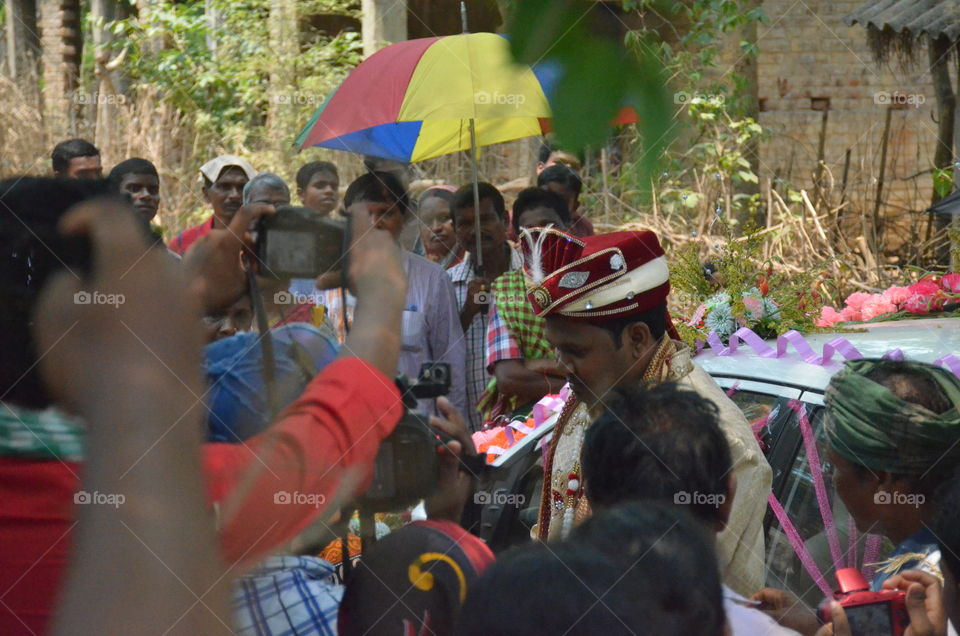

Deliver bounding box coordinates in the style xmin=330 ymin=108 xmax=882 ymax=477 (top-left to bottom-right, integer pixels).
xmin=870 ymin=528 xmax=940 ymax=591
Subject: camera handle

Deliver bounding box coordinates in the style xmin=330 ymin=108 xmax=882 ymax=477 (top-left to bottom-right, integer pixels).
xmin=245 ymin=266 xmax=281 ymax=418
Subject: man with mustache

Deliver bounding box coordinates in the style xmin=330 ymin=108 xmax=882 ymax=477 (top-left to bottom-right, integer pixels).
xmin=526 ymin=227 xmax=771 ymax=597
xmin=169 ymin=155 xmax=257 ymax=255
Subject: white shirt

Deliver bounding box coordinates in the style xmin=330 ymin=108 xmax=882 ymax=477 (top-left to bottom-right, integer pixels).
xmin=724 ymin=586 xmax=801 ymax=636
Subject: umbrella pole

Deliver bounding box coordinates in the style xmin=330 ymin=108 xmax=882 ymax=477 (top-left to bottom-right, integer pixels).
xmin=469 ymin=117 xmax=483 ymax=277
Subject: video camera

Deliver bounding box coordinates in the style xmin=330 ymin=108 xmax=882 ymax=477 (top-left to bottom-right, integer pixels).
xmin=358 ymin=362 xmax=456 ymax=512
xmin=819 ymin=568 xmax=909 ymax=636
xmin=254 ymin=205 xmax=346 ymax=279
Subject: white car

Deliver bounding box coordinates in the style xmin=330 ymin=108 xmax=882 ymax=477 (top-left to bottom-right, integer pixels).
xmin=469 ymin=318 xmax=960 ymax=602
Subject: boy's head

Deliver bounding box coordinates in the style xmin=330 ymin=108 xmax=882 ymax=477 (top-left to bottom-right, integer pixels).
xmin=582 ymin=383 xmax=735 ymax=531
xmin=338 ymin=520 xmax=494 ymax=636
xmin=537 ymin=164 xmax=583 ymax=215
xmin=108 ymin=158 xmax=160 ymax=223
xmin=295 ymin=161 xmax=339 ymax=216
xmin=51 ymin=138 xmax=102 ymax=179
xmin=512 ymin=187 xmax=570 ymax=235
xmin=457 ymin=502 xmax=726 ymax=636
xmin=343 ymin=171 xmax=409 ymax=240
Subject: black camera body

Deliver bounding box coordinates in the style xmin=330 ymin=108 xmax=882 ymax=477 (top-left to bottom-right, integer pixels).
xmin=254 ymin=205 xmax=346 ymax=279
xmin=358 ymin=363 xmax=452 ymax=512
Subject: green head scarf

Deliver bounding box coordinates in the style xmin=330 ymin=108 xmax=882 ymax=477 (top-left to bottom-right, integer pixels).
xmin=825 ymin=359 xmax=960 ymax=475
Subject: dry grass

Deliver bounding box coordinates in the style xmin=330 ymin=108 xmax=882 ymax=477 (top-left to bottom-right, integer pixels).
xmin=1 ymin=84 xmax=943 ymax=307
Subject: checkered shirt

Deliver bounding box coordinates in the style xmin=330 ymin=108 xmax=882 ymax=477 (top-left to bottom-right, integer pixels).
xmin=232 ymin=555 xmax=342 ymax=636
xmin=447 ymin=249 xmax=523 ymax=431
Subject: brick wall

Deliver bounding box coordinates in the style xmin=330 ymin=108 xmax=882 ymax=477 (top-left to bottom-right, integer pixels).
xmin=755 ymin=0 xmax=937 ymax=237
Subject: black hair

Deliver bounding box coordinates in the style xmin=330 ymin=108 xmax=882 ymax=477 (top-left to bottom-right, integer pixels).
xmin=537 ymin=139 xmax=552 ymax=164
xmin=595 ymin=301 xmax=668 ymax=347
xmin=107 ymin=158 xmax=159 ymax=188
xmin=295 ymin=161 xmax=338 ymax=190
xmin=933 ymin=472 xmax=960 ymax=581
xmin=419 ymin=188 xmax=455 ymax=206
xmin=537 ymin=164 xmax=582 ymax=195
xmin=0 ymin=177 xmax=119 ymax=408
xmin=450 ymin=182 xmax=506 ymax=223
xmin=457 ymin=502 xmax=726 ymax=636
xmin=865 ymin=361 xmax=953 ymax=415
xmin=583 ymin=383 xmax=733 ymax=526
xmin=343 ymin=171 xmax=409 ymax=213
xmin=858 ymin=360 xmax=960 ymax=498
xmin=51 ymin=138 xmax=100 ymax=175
xmin=511 ymin=187 xmax=570 ymax=235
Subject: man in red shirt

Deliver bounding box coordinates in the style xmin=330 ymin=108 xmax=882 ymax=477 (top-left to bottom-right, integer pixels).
xmin=0 ymin=177 xmax=410 ymax=634
xmin=169 ymin=154 xmax=257 ymax=255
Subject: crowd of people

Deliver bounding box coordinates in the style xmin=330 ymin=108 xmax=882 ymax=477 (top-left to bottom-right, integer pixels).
xmin=1 ymin=136 xmax=960 ymax=635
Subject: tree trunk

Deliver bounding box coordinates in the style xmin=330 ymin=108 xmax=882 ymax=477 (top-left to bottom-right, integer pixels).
xmin=362 ymin=0 xmax=406 ymax=57
xmin=91 ymin=0 xmax=127 ymax=156
xmin=929 ymin=36 xmax=955 ymax=265
xmin=268 ymin=0 xmax=298 ymax=153
xmin=6 ymin=0 xmax=40 ymax=85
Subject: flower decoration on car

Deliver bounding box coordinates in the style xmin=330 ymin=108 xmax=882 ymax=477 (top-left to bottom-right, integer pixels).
xmin=816 ymin=274 xmax=960 ymax=327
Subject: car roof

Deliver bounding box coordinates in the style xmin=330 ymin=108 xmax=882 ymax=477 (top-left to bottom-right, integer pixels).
xmin=695 ymin=317 xmax=960 ymax=394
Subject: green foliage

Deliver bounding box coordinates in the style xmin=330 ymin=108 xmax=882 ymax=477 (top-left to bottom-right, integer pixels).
xmin=934 ymin=166 xmax=954 ymax=201
xmin=102 ymin=0 xmax=362 ymax=145
xmin=506 ymin=0 xmax=673 ymax=185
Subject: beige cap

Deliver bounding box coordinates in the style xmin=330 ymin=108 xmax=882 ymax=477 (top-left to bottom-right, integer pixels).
xmin=199 ymin=154 xmax=256 ymax=184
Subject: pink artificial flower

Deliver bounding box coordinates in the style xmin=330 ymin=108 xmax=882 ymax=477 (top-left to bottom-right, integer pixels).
xmin=881 ymin=286 xmax=912 ymax=306
xmin=908 ymin=280 xmax=940 ymax=297
xmin=942 ymin=273 xmax=960 ymax=294
xmin=816 ymin=306 xmax=843 ymax=327
xmin=843 ymin=292 xmax=875 ymax=312
xmin=743 ymin=296 xmax=764 ymax=320
xmin=903 ymin=294 xmax=932 ymax=315
xmin=861 ymin=298 xmax=898 ymax=321
xmin=839 ymin=306 xmax=862 ymax=323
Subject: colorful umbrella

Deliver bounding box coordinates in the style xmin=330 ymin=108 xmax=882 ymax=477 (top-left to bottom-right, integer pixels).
xmin=295 ymin=32 xmax=637 ymax=162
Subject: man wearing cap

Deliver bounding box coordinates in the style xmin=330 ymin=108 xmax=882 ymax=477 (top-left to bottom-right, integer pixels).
xmin=527 ymin=227 xmax=771 ymax=597
xmin=169 ymin=155 xmax=257 ymax=255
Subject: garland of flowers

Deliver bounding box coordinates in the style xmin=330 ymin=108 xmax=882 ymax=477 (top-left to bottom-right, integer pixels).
xmin=816 ymin=274 xmax=960 ymax=327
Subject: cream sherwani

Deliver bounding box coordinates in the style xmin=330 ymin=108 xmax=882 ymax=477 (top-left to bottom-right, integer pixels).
xmin=535 ymin=339 xmax=772 ymax=597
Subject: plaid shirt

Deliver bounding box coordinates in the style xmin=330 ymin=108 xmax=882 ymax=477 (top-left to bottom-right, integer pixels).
xmin=485 ymin=302 xmax=522 ymax=372
xmin=233 ymin=556 xmax=342 ymax=636
xmin=447 ymin=249 xmax=523 ymax=431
